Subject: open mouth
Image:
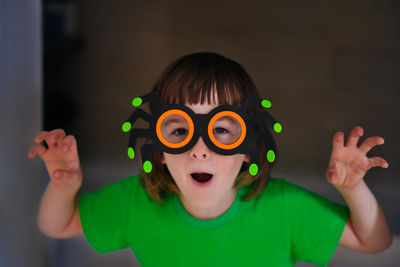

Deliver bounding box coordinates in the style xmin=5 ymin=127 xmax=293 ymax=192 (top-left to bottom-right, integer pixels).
xmin=190 ymin=173 xmax=213 ymax=184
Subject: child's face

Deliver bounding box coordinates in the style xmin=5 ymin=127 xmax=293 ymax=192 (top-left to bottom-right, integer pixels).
xmin=161 ymin=100 xmax=250 ymax=210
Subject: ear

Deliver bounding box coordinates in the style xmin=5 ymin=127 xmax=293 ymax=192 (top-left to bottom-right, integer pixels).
xmin=244 ymin=154 xmax=250 ymax=163
xmin=161 ymin=153 xmax=166 ymax=164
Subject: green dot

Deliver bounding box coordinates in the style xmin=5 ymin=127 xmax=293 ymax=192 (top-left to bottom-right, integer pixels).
xmin=261 ymin=99 xmax=272 ymax=109
xmin=132 ymin=97 xmax=142 ymax=107
xmin=273 ymin=122 xmax=282 ymax=133
xmin=122 ymin=122 xmax=132 ymax=132
xmin=267 ymin=150 xmax=275 ymax=163
xmin=249 ymin=164 xmax=258 ymax=176
xmin=143 ymin=161 xmax=152 ymax=173
xmin=127 ymin=147 xmax=135 ymax=159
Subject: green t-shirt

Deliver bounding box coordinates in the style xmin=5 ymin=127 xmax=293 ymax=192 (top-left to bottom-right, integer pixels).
xmin=78 ymin=174 xmax=349 ymax=267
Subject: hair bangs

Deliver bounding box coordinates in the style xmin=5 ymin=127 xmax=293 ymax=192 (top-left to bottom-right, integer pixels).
xmin=154 ymin=52 xmax=249 ymax=108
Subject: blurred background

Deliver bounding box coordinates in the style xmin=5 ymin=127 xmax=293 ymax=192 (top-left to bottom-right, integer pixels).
xmin=1 ymin=0 xmax=399 ymax=266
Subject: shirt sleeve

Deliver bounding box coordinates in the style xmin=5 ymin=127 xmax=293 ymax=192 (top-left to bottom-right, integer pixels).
xmin=78 ymin=178 xmax=132 ymax=254
xmin=287 ymin=182 xmax=350 ymax=266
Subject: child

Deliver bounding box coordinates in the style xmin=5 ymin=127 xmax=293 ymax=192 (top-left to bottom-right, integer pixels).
xmin=29 ymin=52 xmax=393 ymax=267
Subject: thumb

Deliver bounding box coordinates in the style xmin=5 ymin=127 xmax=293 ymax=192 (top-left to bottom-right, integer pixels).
xmin=52 ymin=169 xmax=80 ymax=184
xmin=326 ymin=169 xmax=338 ymax=184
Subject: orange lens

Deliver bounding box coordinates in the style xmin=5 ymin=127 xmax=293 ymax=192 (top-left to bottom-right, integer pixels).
xmin=156 ymin=110 xmax=194 ymax=148
xmin=208 ymin=111 xmax=246 ymax=150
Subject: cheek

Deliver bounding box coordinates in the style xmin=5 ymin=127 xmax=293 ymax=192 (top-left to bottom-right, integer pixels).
xmin=162 ymin=153 xmax=173 ymax=165
xmin=218 ymin=155 xmax=246 ymax=171
xmin=162 ymin=152 xmax=179 ymax=165
xmin=231 ymin=154 xmax=246 ymax=164
xmin=162 ymin=153 xmax=185 ymax=175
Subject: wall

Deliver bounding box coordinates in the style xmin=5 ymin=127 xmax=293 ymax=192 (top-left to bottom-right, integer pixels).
xmin=0 ymin=0 xmax=44 ymax=266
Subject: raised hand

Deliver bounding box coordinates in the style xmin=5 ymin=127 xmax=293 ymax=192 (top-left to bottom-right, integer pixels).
xmin=28 ymin=129 xmax=82 ymax=190
xmin=325 ymin=126 xmax=389 ymax=189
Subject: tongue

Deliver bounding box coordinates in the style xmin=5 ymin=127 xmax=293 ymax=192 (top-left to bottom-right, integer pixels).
xmin=191 ymin=173 xmax=212 ymax=183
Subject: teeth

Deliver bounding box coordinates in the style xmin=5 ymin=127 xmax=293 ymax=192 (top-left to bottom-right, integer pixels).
xmin=191 ymin=173 xmax=213 ymax=183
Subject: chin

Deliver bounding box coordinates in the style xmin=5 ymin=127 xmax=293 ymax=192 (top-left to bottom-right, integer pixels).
xmin=183 ymin=189 xmax=219 ymax=206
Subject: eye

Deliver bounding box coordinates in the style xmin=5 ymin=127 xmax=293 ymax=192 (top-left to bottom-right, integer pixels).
xmin=173 ymin=128 xmax=188 ymax=136
xmin=213 ymin=127 xmax=228 ymax=134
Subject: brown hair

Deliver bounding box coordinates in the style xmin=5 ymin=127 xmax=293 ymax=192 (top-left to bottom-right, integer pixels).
xmin=139 ymin=52 xmax=278 ymax=204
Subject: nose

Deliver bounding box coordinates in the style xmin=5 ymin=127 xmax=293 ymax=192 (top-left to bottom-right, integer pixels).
xmin=190 ymin=137 xmax=211 ymax=160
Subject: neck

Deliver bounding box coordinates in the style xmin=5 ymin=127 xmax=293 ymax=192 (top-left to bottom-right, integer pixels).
xmin=179 ymin=188 xmax=237 ymax=220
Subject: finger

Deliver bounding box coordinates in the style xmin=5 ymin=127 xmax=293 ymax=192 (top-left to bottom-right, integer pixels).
xmin=368 ymin=157 xmax=389 ymax=169
xmin=52 ymin=129 xmax=66 ymax=148
xmin=346 ymin=126 xmax=364 ymax=147
xmin=332 ymin=132 xmax=344 ymax=152
xmin=54 ymin=129 xmax=67 ymax=148
xmin=53 ymin=169 xmax=68 ymax=179
xmin=28 ymin=144 xmax=47 ymax=158
xmin=45 ymin=129 xmax=66 ymax=148
xmin=62 ymin=135 xmax=77 ymax=152
xmin=359 ymin=136 xmax=385 ymax=154
xmin=34 ymin=131 xmax=49 ymax=144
